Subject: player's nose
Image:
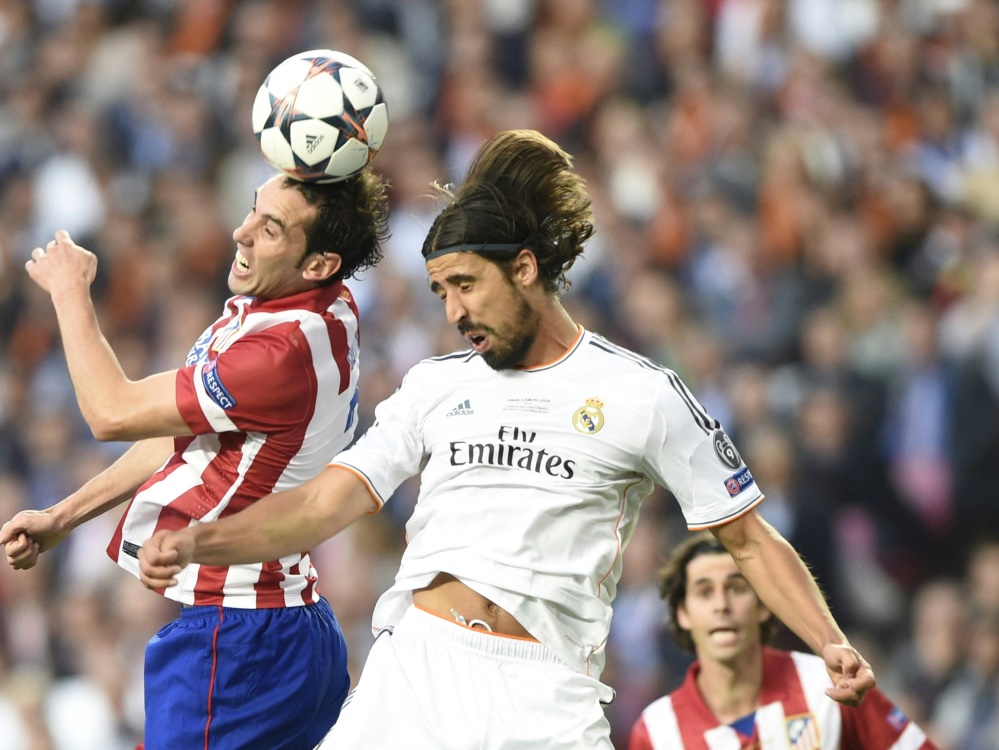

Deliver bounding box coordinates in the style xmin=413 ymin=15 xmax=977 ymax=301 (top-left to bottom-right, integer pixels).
xmin=232 ymin=216 xmax=254 ymax=246
xmin=444 ymin=295 xmax=467 ymax=325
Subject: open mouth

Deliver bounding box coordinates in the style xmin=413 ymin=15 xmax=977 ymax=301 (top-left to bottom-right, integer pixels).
xmin=234 ymin=250 xmax=250 ymax=273
xmin=465 ymin=332 xmax=488 ymax=351
xmin=708 ymin=626 xmax=739 ymax=639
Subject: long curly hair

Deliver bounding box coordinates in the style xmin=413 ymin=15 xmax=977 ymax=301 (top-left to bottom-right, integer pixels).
xmin=421 ymin=130 xmax=594 ymax=294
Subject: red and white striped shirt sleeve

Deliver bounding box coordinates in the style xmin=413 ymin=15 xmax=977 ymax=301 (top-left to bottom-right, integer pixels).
xmin=176 ymin=322 xmax=318 ymax=435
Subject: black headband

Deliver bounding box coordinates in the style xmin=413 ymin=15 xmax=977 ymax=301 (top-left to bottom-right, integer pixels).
xmin=423 ymin=242 xmax=525 ymax=261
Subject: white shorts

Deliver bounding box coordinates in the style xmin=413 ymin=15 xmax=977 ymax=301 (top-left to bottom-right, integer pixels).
xmin=315 ymin=605 xmax=614 ymax=749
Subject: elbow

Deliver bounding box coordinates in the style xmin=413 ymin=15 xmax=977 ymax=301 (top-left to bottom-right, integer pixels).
xmin=86 ymin=411 xmax=130 ymax=442
xmin=712 ymin=509 xmax=774 ymax=558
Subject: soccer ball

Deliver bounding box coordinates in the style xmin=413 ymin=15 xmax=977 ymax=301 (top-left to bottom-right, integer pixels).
xmin=251 ymin=49 xmax=388 ymax=183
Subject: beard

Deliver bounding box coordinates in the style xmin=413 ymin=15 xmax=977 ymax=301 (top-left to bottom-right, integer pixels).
xmin=475 ymin=295 xmax=538 ymax=371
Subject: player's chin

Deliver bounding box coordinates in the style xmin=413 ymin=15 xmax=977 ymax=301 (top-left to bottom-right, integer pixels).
xmin=227 ymin=273 xmax=250 ymax=295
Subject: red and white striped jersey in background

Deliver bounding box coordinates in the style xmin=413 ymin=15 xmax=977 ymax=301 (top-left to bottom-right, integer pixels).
xmin=629 ymin=648 xmax=938 ymax=750
xmin=108 ymin=282 xmax=361 ymax=609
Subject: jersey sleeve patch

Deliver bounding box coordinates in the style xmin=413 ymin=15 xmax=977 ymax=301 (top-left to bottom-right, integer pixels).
xmin=724 ymin=466 xmax=755 ymax=497
xmin=887 ymin=705 xmax=908 ymax=731
xmin=202 ymin=359 xmax=237 ymax=411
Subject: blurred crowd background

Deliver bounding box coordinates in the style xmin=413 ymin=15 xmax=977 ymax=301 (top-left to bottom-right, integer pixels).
xmin=1 ymin=0 xmax=998 ymax=748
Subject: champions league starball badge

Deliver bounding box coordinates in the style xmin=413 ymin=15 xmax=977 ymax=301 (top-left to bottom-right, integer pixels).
xmin=712 ymin=429 xmax=743 ymax=470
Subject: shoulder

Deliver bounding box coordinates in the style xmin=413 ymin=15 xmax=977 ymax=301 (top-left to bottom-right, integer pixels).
xmin=787 ymin=649 xmax=828 ymax=673
xmin=785 ymin=650 xmax=837 ymax=693
xmin=404 ymin=349 xmax=479 ymax=380
xmin=424 ymin=348 xmax=478 ymax=366
xmin=641 ymin=693 xmax=677 ymax=718
xmin=583 ymin=331 xmax=664 ymax=371
xmin=634 ymin=693 xmax=684 ymax=748
xmin=222 ymin=322 xmax=315 ymax=371
xmin=759 ymin=649 xmax=827 ymax=696
xmin=638 ymin=692 xmax=680 ymax=732
xmin=580 ymin=331 xmax=683 ymax=390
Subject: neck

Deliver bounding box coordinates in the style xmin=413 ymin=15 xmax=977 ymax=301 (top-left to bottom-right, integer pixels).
xmin=521 ymin=298 xmax=579 ymax=368
xmin=695 ymin=648 xmax=764 ymax=725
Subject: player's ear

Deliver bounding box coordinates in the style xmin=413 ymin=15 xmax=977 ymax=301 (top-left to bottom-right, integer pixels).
xmin=677 ymin=603 xmax=691 ymax=631
xmin=758 ymin=604 xmax=773 ymax=627
xmin=302 ymin=251 xmax=342 ymax=283
xmin=512 ymin=248 xmax=538 ymax=288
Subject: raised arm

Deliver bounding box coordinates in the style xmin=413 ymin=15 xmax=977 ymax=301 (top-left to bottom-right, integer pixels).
xmin=138 ymin=465 xmax=377 ymax=589
xmin=2 ymin=436 xmax=175 ymax=569
xmin=26 ymin=230 xmax=190 ymax=441
xmin=712 ymin=509 xmax=876 ymax=706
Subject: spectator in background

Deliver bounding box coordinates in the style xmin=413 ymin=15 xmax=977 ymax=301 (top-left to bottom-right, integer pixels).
xmin=881 ymin=301 xmax=954 ymax=551
xmin=931 ymin=606 xmax=999 ymax=750
xmin=629 ymin=532 xmax=940 ymax=749
xmin=965 ymin=537 xmax=999 ymax=617
xmin=881 ymin=578 xmax=967 ymax=731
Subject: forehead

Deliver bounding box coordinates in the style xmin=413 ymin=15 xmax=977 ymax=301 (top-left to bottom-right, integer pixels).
xmin=426 ymin=251 xmax=496 ymax=284
xmin=257 ymin=177 xmax=315 ymax=227
xmin=686 ymin=552 xmax=741 ymax=583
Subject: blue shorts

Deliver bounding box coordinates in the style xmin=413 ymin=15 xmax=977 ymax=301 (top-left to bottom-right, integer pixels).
xmin=143 ymin=597 xmax=348 ymax=750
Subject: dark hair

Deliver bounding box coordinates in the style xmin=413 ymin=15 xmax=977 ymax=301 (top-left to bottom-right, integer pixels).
xmin=421 ymin=130 xmax=594 ymax=294
xmin=282 ymin=168 xmax=390 ymax=283
xmin=658 ymin=532 xmax=780 ymax=653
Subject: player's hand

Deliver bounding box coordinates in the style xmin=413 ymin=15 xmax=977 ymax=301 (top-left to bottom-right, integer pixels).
xmin=0 ymin=510 xmax=70 ymax=570
xmin=138 ymin=530 xmax=195 ymax=590
xmin=821 ymin=643 xmax=876 ymax=706
xmin=25 ymin=229 xmax=98 ymax=296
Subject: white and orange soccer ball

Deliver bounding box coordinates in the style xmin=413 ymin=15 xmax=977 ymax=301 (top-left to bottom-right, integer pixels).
xmin=252 ymin=49 xmax=388 ymax=183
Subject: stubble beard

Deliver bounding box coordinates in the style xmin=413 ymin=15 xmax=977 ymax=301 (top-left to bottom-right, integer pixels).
xmin=480 ymin=296 xmax=538 ymax=371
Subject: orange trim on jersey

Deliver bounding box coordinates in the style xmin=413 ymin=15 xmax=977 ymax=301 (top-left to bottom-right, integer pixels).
xmin=596 ymin=477 xmax=643 ymax=594
xmin=327 ymin=463 xmax=384 ymax=514
xmin=589 ymin=477 xmax=642 ymax=677
xmin=524 ymin=325 xmax=584 ymax=371
xmin=687 ymin=493 xmax=766 ymax=530
xmin=585 ymin=635 xmax=609 ymax=678
xmin=413 ymin=603 xmax=541 ymax=642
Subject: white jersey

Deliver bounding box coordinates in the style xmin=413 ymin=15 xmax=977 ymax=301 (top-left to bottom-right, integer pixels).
xmin=332 ymin=327 xmax=763 ymax=677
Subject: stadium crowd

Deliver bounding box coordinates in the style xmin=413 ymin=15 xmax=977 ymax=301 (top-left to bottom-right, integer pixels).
xmin=0 ymin=0 xmax=998 ymax=748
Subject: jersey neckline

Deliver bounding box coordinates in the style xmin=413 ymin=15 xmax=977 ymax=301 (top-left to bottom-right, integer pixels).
xmin=521 ymin=325 xmax=585 ymax=372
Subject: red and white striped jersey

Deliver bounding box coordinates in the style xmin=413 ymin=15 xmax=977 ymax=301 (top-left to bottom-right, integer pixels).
xmin=629 ymin=648 xmax=938 ymax=750
xmin=107 ymin=282 xmax=361 ymax=608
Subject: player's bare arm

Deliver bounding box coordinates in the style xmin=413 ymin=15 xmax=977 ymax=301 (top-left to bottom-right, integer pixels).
xmin=26 ymin=230 xmax=191 ymax=441
xmin=138 ymin=464 xmax=377 ymax=589
xmin=1 ymin=437 xmax=175 ymax=569
xmin=711 ymin=509 xmax=876 ymax=706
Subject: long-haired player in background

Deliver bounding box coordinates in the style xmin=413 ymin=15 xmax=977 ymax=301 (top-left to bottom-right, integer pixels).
xmin=629 ymin=533 xmax=939 ymax=749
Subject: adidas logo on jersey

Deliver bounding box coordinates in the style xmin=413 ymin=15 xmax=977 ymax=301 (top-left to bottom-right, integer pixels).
xmin=446 ymin=399 xmax=473 ymax=417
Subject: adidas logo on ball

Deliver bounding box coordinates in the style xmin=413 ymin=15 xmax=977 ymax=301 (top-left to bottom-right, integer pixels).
xmin=252 ymin=49 xmax=388 ymax=184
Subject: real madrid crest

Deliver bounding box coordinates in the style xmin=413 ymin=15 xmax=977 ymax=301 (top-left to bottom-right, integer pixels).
xmin=572 ymin=397 xmax=605 ymax=434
